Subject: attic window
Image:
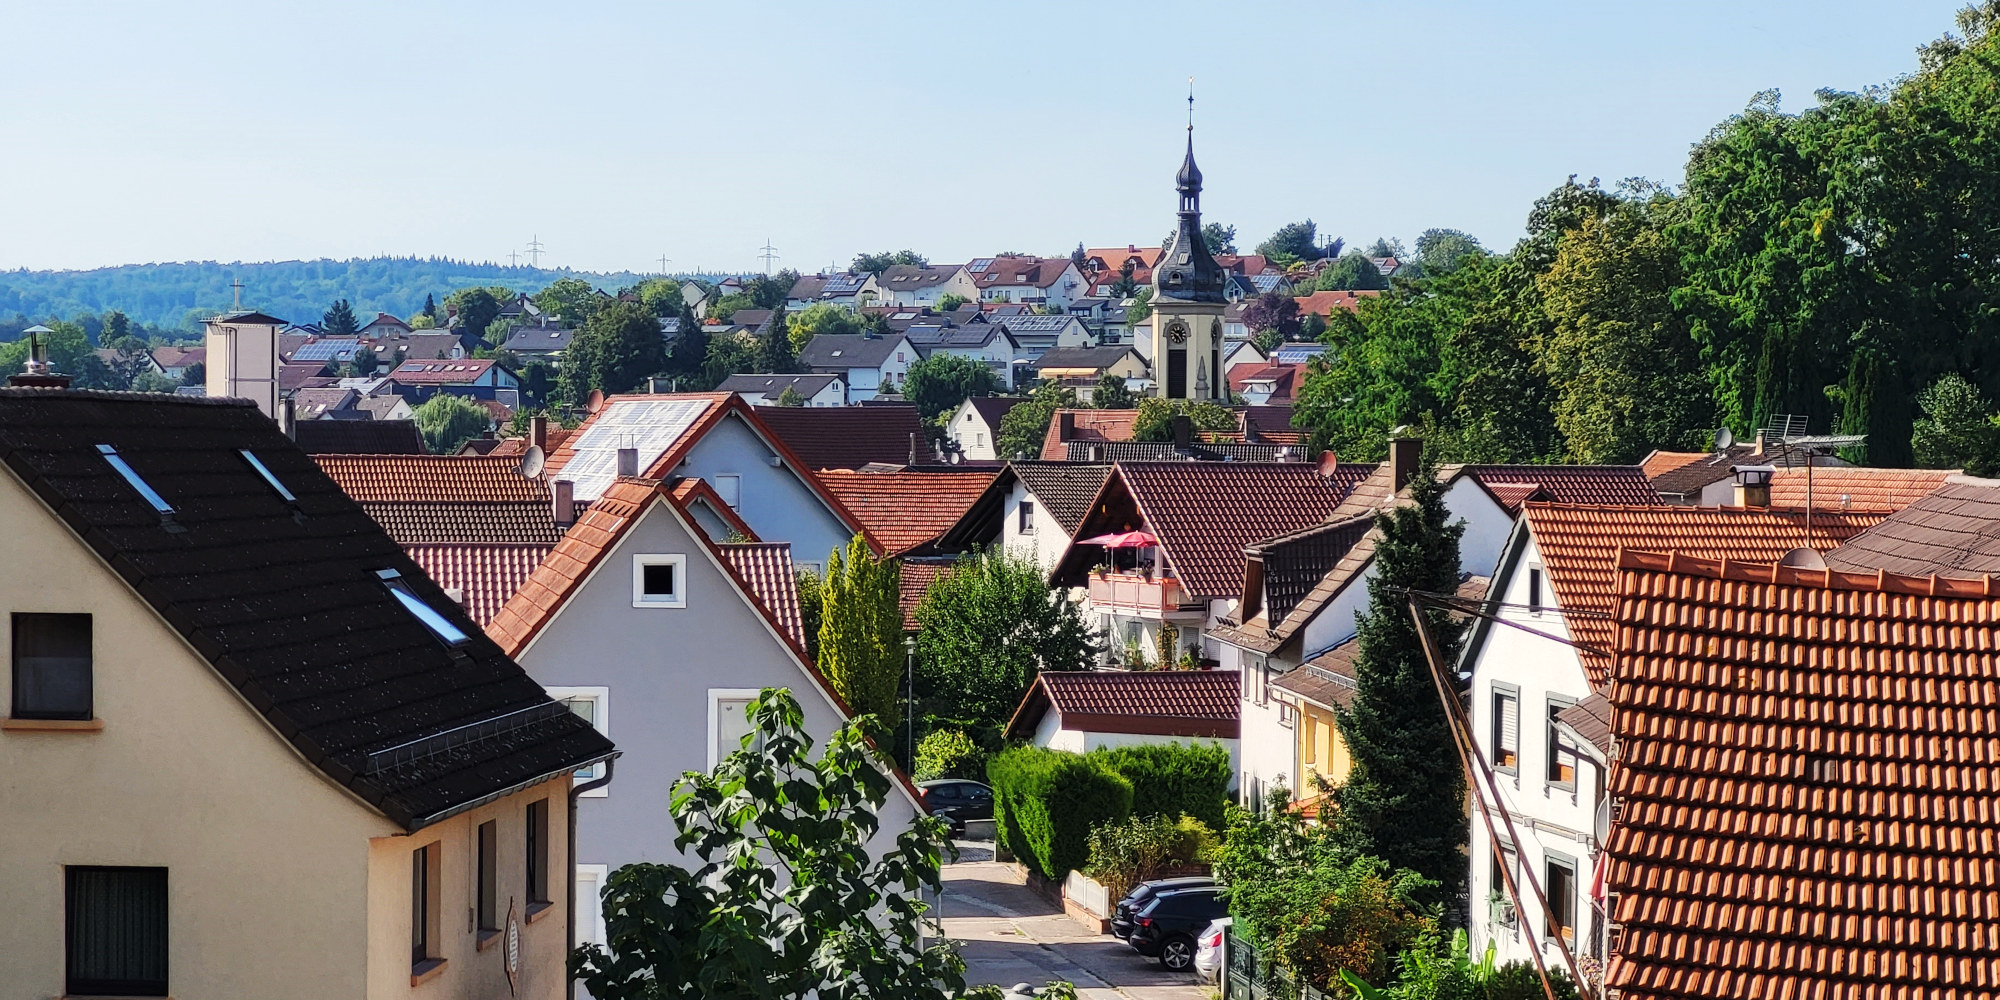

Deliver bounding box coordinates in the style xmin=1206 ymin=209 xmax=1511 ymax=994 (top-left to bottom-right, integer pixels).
xmin=96 ymin=445 xmax=172 ymax=514
xmin=376 ymin=569 xmax=470 ymax=645
xmin=238 ymin=450 xmax=296 ymax=502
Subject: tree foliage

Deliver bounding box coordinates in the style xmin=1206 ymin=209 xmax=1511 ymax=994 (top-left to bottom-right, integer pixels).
xmin=572 ymin=688 xmax=962 ymax=1000
xmin=1316 ymin=254 xmax=1391 ymax=292
xmin=534 ymin=276 xmax=601 ymax=327
xmin=558 ymin=299 xmax=667 ymax=401
xmin=322 ymin=298 xmax=358 ymax=337
xmin=787 ymin=302 xmax=870 ymax=352
xmin=411 ymin=393 xmax=491 ymax=454
xmin=1413 ymin=230 xmax=1485 ymax=275
xmin=1092 ymin=373 xmax=1135 ymax=410
xmin=1333 ymin=454 xmax=1467 ymax=911
xmin=997 ymin=382 xmax=1077 ymax=460
xmin=911 ymin=549 xmax=1096 ymax=746
xmin=1242 ymin=291 xmax=1302 ymax=341
xmin=902 ymin=353 xmax=1000 ymax=421
xmin=1258 ymin=219 xmax=1325 ymax=264
xmin=818 ymin=536 xmax=904 ymax=738
xmin=756 ymin=303 xmax=795 ymax=373
xmin=1091 ymin=741 xmax=1232 ymax=831
xmin=1912 ymin=373 xmax=2000 ymax=475
xmin=913 ymin=729 xmax=985 ymax=782
xmin=987 ymin=745 xmax=1133 ymax=882
xmin=444 ymin=285 xmax=512 ymax=339
xmin=1132 ymin=398 xmax=1236 ymax=442
xmin=852 ymin=250 xmax=928 ymax=274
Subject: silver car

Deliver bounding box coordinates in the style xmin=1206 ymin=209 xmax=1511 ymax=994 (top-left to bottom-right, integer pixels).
xmin=1193 ymin=916 xmax=1232 ymax=982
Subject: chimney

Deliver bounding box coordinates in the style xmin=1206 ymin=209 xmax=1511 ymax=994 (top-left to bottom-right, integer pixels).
xmin=1389 ymin=429 xmax=1422 ymax=492
xmin=1058 ymin=411 xmax=1076 ymax=438
xmin=1172 ymin=414 xmax=1192 ymax=451
xmin=279 ymin=397 xmax=297 ymax=441
xmin=552 ymin=479 xmax=575 ymax=527
xmin=8 ymin=327 xmax=73 ymax=388
xmin=615 ymin=448 xmax=638 ymax=478
xmin=1241 ymin=410 xmax=1261 ymax=443
xmin=529 ymin=415 xmax=548 ymax=452
xmin=1752 ymin=430 xmax=1766 ymax=457
xmin=1317 ymin=450 xmax=1343 ymax=478
xmin=1733 ymin=465 xmax=1774 ymax=507
xmin=909 ymin=432 xmax=921 ymax=467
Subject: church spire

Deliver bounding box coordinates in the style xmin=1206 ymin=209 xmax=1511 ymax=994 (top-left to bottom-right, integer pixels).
xmin=1154 ymin=78 xmax=1226 ymax=306
xmin=1177 ymin=78 xmax=1202 ymax=211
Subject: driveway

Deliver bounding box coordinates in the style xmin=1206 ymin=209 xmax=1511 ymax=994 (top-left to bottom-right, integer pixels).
xmin=940 ymin=842 xmax=1210 ymax=1000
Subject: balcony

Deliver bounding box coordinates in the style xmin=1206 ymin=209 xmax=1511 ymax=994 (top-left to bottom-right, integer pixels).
xmin=1088 ymin=571 xmax=1192 ymax=616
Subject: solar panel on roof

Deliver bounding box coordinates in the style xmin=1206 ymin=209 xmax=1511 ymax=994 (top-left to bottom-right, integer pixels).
xmin=968 ymin=258 xmax=994 ymax=271
xmin=561 ymin=398 xmax=713 ymax=500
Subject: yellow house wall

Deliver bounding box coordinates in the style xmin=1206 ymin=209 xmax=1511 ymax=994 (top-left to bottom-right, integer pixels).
xmin=0 ymin=465 xmax=576 ymax=1000
xmin=1296 ymin=701 xmax=1351 ymax=796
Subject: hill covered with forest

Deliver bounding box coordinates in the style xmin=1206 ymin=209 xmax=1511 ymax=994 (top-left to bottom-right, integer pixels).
xmin=0 ymin=257 xmax=673 ymax=335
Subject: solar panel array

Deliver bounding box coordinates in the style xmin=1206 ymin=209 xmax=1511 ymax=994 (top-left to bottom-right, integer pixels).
xmin=1273 ymin=344 xmax=1327 ymax=365
xmin=560 ymin=397 xmax=714 ymax=500
xmin=290 ymin=339 xmax=362 ymax=362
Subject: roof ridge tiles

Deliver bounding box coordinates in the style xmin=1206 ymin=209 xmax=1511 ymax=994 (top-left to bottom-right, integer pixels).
xmin=1620 ymin=547 xmax=2000 ymax=597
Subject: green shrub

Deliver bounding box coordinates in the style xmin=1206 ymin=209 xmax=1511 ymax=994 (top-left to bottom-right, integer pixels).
xmin=915 ymin=730 xmax=985 ymax=781
xmin=987 ymin=746 xmax=1133 ymax=881
xmin=1083 ymin=813 xmax=1217 ymax=900
xmin=1092 ymin=742 xmax=1232 ymax=831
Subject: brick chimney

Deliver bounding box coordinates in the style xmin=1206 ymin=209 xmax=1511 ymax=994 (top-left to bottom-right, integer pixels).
xmin=1172 ymin=414 xmax=1192 ymax=451
xmin=1389 ymin=429 xmax=1422 ymax=492
xmin=529 ymin=415 xmax=548 ymax=452
xmin=1733 ymin=465 xmax=1774 ymax=507
xmin=615 ymin=448 xmax=638 ymax=478
xmin=552 ymin=479 xmax=575 ymax=527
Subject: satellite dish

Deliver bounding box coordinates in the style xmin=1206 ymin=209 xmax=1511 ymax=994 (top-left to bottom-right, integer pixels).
xmin=585 ymin=389 xmax=606 ymax=414
xmin=519 ymin=445 xmax=545 ymax=480
xmin=1779 ymin=546 xmax=1828 ymax=570
xmin=1594 ymin=798 xmax=1612 ymax=844
xmin=1713 ymin=427 xmax=1736 ymax=452
xmin=949 ymin=450 xmax=963 ymax=465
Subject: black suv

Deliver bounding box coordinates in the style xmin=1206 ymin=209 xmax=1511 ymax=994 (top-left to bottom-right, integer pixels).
xmin=1128 ymin=886 xmax=1229 ymax=971
xmin=918 ymin=780 xmax=993 ymax=832
xmin=1111 ymin=876 xmax=1216 ymax=940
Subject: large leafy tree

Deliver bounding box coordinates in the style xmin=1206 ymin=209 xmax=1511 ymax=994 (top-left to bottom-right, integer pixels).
xmin=411 ymin=393 xmax=491 ymax=454
xmin=853 ymin=250 xmax=928 ymax=274
xmin=444 ymin=286 xmax=513 ymax=338
xmin=1092 ymin=373 xmax=1135 ymax=410
xmin=573 ymin=688 xmax=962 ymax=1000
xmin=911 ymin=550 xmax=1096 ymax=746
xmin=1257 ymin=219 xmax=1323 ymax=264
xmin=1333 ymin=454 xmax=1467 ymax=911
xmin=755 ymin=303 xmax=795 ymax=373
xmin=818 ymin=536 xmax=904 ymax=739
xmin=787 ymin=303 xmax=868 ymax=352
xmin=1911 ymin=373 xmax=2000 ymax=475
xmin=902 ymin=353 xmax=1000 ymax=421
xmin=558 ymin=299 xmax=666 ymax=400
xmin=666 ymin=299 xmax=709 ymax=385
xmin=533 ymin=276 xmax=601 ymax=327
xmin=1413 ymin=229 xmax=1485 ymax=275
xmin=996 ymin=382 xmax=1076 ymax=460
xmin=1241 ymin=291 xmax=1301 ymax=342
xmin=1314 ymin=254 xmax=1391 ymax=292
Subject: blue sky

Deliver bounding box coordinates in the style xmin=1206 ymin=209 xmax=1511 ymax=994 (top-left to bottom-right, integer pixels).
xmin=0 ymin=1 xmax=1972 ymax=274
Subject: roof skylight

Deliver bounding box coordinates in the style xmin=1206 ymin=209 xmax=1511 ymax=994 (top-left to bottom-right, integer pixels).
xmin=238 ymin=449 xmax=296 ymax=502
xmin=377 ymin=569 xmax=470 ymax=645
xmin=96 ymin=444 xmax=173 ymax=514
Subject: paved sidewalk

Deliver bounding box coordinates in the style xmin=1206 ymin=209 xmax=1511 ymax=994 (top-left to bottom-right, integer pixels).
xmin=941 ymin=843 xmax=1210 ymax=1000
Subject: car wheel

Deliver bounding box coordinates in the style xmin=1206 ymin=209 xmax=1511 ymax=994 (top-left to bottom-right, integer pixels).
xmin=1159 ymin=936 xmax=1195 ymax=971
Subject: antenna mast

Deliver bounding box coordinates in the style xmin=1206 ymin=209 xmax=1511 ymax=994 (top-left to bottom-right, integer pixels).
xmin=758 ymin=238 xmax=780 ymax=275
xmin=658 ymin=254 xmax=672 ymax=275
xmin=525 ymin=234 xmax=546 ymax=268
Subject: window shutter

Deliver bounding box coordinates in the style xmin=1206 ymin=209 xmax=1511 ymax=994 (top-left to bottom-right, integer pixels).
xmin=1499 ymin=694 xmax=1519 ymax=754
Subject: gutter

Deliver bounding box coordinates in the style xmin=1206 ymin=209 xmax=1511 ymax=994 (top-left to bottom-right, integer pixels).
xmin=568 ymin=757 xmax=617 ymax=1000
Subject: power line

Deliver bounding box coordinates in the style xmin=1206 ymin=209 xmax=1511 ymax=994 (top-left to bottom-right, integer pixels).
xmin=758 ymin=238 xmax=780 ymax=274
xmin=525 ymin=234 xmax=546 ymax=268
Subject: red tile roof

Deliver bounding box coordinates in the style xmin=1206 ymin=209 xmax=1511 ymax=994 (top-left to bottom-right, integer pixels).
xmin=487 ymin=479 xmax=656 ymax=657
xmin=388 ymin=358 xmax=500 ymax=384
xmin=1057 ymin=463 xmax=1354 ymax=600
xmin=814 ymin=468 xmax=998 ymax=557
xmin=316 ymin=453 xmax=548 ymax=501
xmin=897 ymin=558 xmax=957 ymax=630
xmin=406 ymin=543 xmax=553 ymax=626
xmin=481 ymin=426 xmax=577 ymax=459
xmin=1039 ymin=409 xmax=1138 ymax=461
xmin=1603 ymin=549 xmax=2000 ymax=999
xmin=751 ymin=404 xmax=926 ymax=470
xmin=1292 ymin=290 xmax=1379 ymax=318
xmin=670 ymin=477 xmax=757 ymax=540
xmin=1003 ymin=670 xmax=1239 ymax=741
xmin=718 ymin=543 xmax=805 ymax=647
xmin=1637 ymin=449 xmax=1706 ymax=480
xmin=1227 ymin=363 xmax=1301 ymax=403
xmin=1766 ymin=465 xmax=1955 ymax=509
xmin=1522 ymin=502 xmax=1892 ymax=687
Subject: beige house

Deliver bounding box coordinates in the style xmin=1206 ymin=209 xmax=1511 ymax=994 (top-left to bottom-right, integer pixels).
xmin=0 ymin=387 xmax=615 ymax=1000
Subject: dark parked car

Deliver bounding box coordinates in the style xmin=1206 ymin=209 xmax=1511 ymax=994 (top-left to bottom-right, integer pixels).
xmin=918 ymin=779 xmax=993 ymax=829
xmin=1111 ymin=876 xmax=1217 ymax=940
xmin=1128 ymin=886 xmax=1229 ymax=971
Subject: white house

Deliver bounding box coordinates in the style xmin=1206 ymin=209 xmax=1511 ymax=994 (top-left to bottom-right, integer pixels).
xmin=989 ymin=314 xmax=1092 ymax=354
xmin=797 ymin=332 xmax=915 ymax=403
xmin=935 ymin=462 xmax=1115 ymax=570
xmin=714 ymin=373 xmax=847 ymax=408
xmin=1002 ymin=670 xmax=1240 ymax=776
xmin=1459 ymin=503 xmax=1890 ymax=972
xmin=875 ymin=264 xmax=977 ymax=307
xmin=945 ymin=396 xmax=1024 ymax=461
xmin=784 ymin=272 xmax=880 ymax=311
xmin=906 ymin=323 xmax=1026 ymax=389
xmin=966 ymin=256 xmax=1087 ymax=309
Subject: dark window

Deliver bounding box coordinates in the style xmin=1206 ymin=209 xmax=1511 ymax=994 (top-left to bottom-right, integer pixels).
xmin=66 ymin=866 xmax=167 ymax=997
xmin=526 ymin=799 xmax=550 ymax=905
xmin=1168 ymin=347 xmax=1187 ymax=398
xmin=378 ymin=570 xmax=469 ymax=645
xmin=412 ymin=845 xmax=433 ymax=964
xmin=477 ymin=820 xmax=498 ymax=932
xmin=1492 ymin=688 xmax=1519 ymax=771
xmin=1019 ymin=499 xmax=1036 ymax=532
xmin=643 ymin=562 xmax=676 ymax=598
xmin=14 ymin=613 xmax=92 ymax=720
xmin=964 ymin=785 xmax=992 ymax=803
xmin=1527 ymin=567 xmax=1544 ymax=611
xmin=1545 ymin=857 xmax=1576 ymax=944
xmin=1547 ymin=697 xmax=1578 ymax=787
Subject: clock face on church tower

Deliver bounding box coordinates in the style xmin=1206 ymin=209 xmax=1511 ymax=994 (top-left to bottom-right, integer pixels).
xmin=1166 ymin=319 xmax=1189 ymax=344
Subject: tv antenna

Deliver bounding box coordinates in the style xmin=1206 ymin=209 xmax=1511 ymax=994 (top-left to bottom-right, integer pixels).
xmin=525 ymin=235 xmax=546 ymax=268
xmin=1769 ymin=416 xmax=1867 ymax=535
xmin=758 ymin=238 xmax=780 ymax=274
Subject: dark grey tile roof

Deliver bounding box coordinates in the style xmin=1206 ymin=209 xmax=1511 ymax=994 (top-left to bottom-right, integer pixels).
xmin=714 ymin=373 xmax=844 ymax=402
xmin=1555 ymin=692 xmax=1611 ymax=755
xmin=1251 ymin=517 xmax=1377 ymax=624
xmin=798 ymin=333 xmax=905 ymax=370
xmin=1062 ymin=440 xmax=1307 ymax=463
xmin=0 ymin=389 xmax=614 ymax=830
xmin=1012 ymin=462 xmax=1114 ymax=533
xmin=1032 ymin=346 xmax=1141 ymax=370
xmin=1648 ymin=443 xmax=1817 ymax=498
xmin=907 ymin=325 xmax=1012 ymax=349
xmin=1824 ymin=478 xmax=2000 ymax=577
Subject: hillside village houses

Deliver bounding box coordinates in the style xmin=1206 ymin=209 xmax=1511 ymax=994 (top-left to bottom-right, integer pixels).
xmin=27 ymin=119 xmax=2000 ymax=1000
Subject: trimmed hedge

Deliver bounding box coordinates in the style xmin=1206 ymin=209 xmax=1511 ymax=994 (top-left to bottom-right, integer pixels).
xmin=988 ymin=746 xmax=1134 ymax=881
xmin=1092 ymin=742 xmax=1232 ymax=831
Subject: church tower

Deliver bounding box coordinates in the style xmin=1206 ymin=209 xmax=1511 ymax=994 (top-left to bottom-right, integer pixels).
xmin=1148 ymin=95 xmax=1228 ymax=402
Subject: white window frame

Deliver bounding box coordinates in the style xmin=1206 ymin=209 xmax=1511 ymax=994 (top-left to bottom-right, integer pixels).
xmin=714 ymin=474 xmax=742 ymax=509
xmin=546 ymin=686 xmax=610 ymax=795
xmin=708 ymin=688 xmax=764 ymax=770
xmin=574 ymin=863 xmax=610 ymax=946
xmin=631 ymin=554 xmax=688 ymax=609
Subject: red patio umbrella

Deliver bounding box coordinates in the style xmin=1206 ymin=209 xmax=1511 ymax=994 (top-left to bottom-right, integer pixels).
xmin=1078 ymin=530 xmax=1159 ymax=548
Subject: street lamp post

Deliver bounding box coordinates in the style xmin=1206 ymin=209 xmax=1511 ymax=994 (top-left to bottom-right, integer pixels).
xmin=903 ymin=635 xmax=916 ymax=768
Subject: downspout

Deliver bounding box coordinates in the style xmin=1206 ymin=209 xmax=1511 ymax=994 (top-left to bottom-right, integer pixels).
xmin=568 ymin=757 xmax=617 ymax=1000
